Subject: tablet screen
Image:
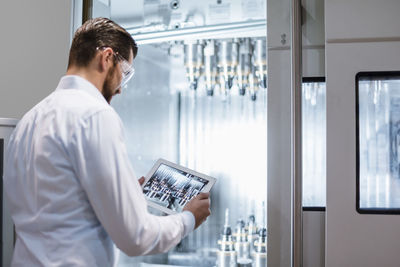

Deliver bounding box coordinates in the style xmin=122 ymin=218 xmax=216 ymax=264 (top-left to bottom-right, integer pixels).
xmin=143 ymin=163 xmax=209 ymax=213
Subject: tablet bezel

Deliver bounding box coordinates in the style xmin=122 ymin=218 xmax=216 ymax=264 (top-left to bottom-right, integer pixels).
xmin=142 ymin=158 xmax=216 ymax=215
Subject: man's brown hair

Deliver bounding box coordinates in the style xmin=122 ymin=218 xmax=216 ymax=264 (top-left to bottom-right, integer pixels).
xmin=68 ymin=17 xmax=137 ymax=68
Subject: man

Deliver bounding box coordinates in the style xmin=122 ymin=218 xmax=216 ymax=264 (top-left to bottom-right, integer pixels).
xmin=3 ymin=17 xmax=211 ymax=266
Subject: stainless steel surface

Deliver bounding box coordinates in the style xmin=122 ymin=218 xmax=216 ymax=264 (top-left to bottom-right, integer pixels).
xmin=234 ymin=242 xmax=250 ymax=262
xmin=247 ymin=234 xmax=258 ymax=255
xmin=111 ymin=0 xmax=266 ymax=32
xmin=217 ymin=251 xmax=238 ymax=267
xmin=237 ymin=258 xmax=252 ymax=267
xmin=180 ymin=91 xmax=268 ymax=257
xmin=290 ymin=0 xmax=303 ymax=266
xmin=253 ymin=253 xmax=267 ymax=267
xmin=168 ymin=251 xmax=217 ymax=266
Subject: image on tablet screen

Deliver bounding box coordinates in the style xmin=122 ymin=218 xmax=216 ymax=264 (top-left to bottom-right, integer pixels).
xmin=143 ymin=164 xmax=209 ymax=212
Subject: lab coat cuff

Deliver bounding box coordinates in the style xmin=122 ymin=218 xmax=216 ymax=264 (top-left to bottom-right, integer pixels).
xmin=181 ymin=210 xmax=195 ymax=238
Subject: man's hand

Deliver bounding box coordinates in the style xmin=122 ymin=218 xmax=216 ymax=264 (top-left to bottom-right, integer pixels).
xmin=183 ymin=192 xmax=211 ymax=229
xmin=138 ymin=176 xmax=145 ymax=186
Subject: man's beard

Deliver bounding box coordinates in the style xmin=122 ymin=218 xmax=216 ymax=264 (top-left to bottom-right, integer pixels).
xmin=102 ymin=66 xmax=116 ymax=104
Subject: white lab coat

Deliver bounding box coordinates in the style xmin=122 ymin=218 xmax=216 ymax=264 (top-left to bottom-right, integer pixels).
xmin=3 ymin=75 xmax=194 ymax=267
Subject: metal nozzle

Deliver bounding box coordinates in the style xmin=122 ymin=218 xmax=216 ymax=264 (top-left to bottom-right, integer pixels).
xmin=217 ymin=39 xmax=239 ymax=93
xmin=253 ymin=201 xmax=267 ymax=254
xmin=234 ymin=219 xmax=247 ymax=242
xmin=249 ymin=215 xmax=255 ymax=224
xmin=204 ymin=40 xmax=218 ymax=96
xmin=253 ymin=38 xmax=267 ymax=90
xmin=238 ymin=38 xmax=252 ymax=96
xmin=184 ymin=40 xmax=204 ymax=90
xmin=247 ymin=214 xmax=257 ymax=235
xmin=222 ymin=208 xmax=232 ymax=236
xmin=248 ymin=72 xmax=259 ymax=101
xmin=218 ymin=208 xmax=235 ymax=252
xmin=254 ymin=227 xmax=267 ymax=253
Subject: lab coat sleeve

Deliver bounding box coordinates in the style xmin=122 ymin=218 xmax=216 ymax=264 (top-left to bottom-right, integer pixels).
xmin=70 ymin=108 xmax=192 ymax=256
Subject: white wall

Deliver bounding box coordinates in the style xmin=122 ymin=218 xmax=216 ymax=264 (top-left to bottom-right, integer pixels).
xmin=325 ymin=0 xmax=400 ymax=41
xmin=0 ymin=0 xmax=73 ymax=119
xmin=0 ymin=1 xmax=73 ymax=265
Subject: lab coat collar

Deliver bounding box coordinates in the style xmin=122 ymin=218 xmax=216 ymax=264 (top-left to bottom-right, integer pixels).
xmin=56 ymin=75 xmax=108 ymax=105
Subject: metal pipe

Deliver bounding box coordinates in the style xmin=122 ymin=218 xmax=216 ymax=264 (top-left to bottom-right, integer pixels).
xmin=290 ymin=0 xmax=303 ymax=266
xmin=128 ymin=20 xmax=266 ymax=45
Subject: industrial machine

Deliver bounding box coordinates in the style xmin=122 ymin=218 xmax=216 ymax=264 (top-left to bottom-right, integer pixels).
xmin=88 ymin=0 xmax=325 ymax=266
xmin=181 ymin=37 xmax=267 ymax=100
xmin=103 ymin=1 xmax=269 ymax=266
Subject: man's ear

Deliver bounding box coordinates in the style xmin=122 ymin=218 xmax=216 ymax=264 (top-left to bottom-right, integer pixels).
xmin=98 ymin=47 xmax=114 ymax=72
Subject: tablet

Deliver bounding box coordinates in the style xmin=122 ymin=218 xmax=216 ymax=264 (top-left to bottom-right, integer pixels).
xmin=142 ymin=159 xmax=216 ymax=214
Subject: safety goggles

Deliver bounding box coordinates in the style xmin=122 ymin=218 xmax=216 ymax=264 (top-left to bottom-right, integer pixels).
xmin=113 ymin=52 xmax=135 ymax=88
xmin=96 ymin=46 xmax=135 ymax=88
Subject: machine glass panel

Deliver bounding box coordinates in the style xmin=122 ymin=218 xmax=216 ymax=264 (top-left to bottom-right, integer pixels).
xmin=357 ymin=72 xmax=400 ymax=213
xmin=302 ymin=78 xmax=326 ymax=208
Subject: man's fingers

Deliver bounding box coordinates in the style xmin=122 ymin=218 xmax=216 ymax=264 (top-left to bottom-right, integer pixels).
xmin=196 ymin=192 xmax=210 ymax=200
xmin=200 ymin=198 xmax=210 ymax=204
xmin=138 ymin=176 xmax=145 ymax=186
